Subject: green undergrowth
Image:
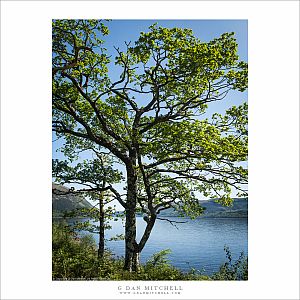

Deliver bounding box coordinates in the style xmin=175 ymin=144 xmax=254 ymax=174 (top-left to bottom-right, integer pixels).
xmin=52 ymin=222 xmax=247 ymax=281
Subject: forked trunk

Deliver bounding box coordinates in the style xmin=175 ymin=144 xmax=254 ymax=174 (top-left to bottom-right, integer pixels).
xmin=123 ymin=149 xmax=157 ymax=272
xmin=124 ymin=212 xmax=157 ymax=272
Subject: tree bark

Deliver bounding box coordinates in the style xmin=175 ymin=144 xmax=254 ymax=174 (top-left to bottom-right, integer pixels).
xmin=124 ymin=152 xmax=139 ymax=272
xmin=138 ymin=214 xmax=156 ymax=252
xmin=98 ymin=192 xmax=105 ymax=259
xmin=132 ymin=251 xmax=141 ymax=272
xmin=124 ymin=207 xmax=138 ymax=271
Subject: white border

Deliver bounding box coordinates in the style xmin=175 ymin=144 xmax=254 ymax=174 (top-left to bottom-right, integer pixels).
xmin=1 ymin=1 xmax=299 ymax=299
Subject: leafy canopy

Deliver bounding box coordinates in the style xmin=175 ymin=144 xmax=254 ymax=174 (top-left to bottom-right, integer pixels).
xmin=53 ymin=21 xmax=248 ymax=218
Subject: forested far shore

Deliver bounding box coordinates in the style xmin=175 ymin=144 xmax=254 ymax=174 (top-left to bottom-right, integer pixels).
xmin=52 ymin=185 xmax=248 ymax=219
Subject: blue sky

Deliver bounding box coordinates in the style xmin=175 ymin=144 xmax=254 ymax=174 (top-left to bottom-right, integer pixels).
xmin=105 ymin=19 xmax=248 ymax=61
xmin=53 ymin=19 xmax=248 ymax=207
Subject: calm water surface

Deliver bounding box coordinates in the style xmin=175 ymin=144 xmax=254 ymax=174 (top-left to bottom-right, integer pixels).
xmin=80 ymin=217 xmax=248 ymax=275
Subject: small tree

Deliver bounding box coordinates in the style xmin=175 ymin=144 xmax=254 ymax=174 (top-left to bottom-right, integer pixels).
xmin=53 ymin=152 xmax=123 ymax=259
xmin=53 ymin=21 xmax=248 ymax=271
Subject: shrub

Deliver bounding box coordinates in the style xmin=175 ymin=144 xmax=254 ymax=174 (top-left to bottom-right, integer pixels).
xmin=142 ymin=249 xmax=183 ymax=280
xmin=52 ymin=221 xmax=99 ymax=279
xmin=212 ymin=246 xmax=248 ymax=280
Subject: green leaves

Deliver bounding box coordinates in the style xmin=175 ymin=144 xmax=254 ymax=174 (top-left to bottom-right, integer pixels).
xmin=53 ymin=21 xmax=248 ymax=224
xmin=127 ymin=25 xmax=247 ymax=106
xmin=53 ymin=157 xmax=123 ymax=187
xmin=145 ymin=248 xmax=172 ymax=267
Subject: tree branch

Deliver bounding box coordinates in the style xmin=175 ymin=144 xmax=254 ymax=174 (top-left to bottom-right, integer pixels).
xmin=157 ymin=217 xmax=187 ymax=230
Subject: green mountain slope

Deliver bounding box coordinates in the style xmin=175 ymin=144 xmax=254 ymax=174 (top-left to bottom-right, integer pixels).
xmin=158 ymin=198 xmax=248 ymax=218
xmin=52 ymin=183 xmax=93 ymax=217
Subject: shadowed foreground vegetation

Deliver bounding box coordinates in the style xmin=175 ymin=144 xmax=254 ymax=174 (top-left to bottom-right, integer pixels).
xmin=52 ymin=222 xmax=247 ymax=281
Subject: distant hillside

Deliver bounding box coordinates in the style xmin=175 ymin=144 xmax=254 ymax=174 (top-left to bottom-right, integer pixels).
xmin=158 ymin=198 xmax=248 ymax=218
xmin=52 ymin=183 xmax=93 ymax=217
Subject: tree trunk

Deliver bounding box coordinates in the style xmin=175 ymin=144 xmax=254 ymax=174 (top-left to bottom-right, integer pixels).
xmin=124 ymin=154 xmax=139 ymax=272
xmin=132 ymin=251 xmax=141 ymax=272
xmin=98 ymin=192 xmax=105 ymax=259
xmin=138 ymin=214 xmax=156 ymax=253
xmin=124 ymin=207 xmax=138 ymax=271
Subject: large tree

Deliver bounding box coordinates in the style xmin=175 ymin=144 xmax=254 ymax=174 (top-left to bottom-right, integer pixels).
xmin=52 ymin=20 xmax=248 ymax=271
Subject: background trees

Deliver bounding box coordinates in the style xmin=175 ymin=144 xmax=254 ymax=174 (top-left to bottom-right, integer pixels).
xmin=52 ymin=152 xmax=123 ymax=259
xmin=52 ymin=20 xmax=248 ymax=271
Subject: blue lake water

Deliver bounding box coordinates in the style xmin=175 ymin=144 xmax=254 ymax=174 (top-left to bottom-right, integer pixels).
xmin=79 ymin=216 xmax=248 ymax=275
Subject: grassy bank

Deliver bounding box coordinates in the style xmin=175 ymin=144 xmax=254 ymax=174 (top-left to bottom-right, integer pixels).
xmin=52 ymin=222 xmax=247 ymax=281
